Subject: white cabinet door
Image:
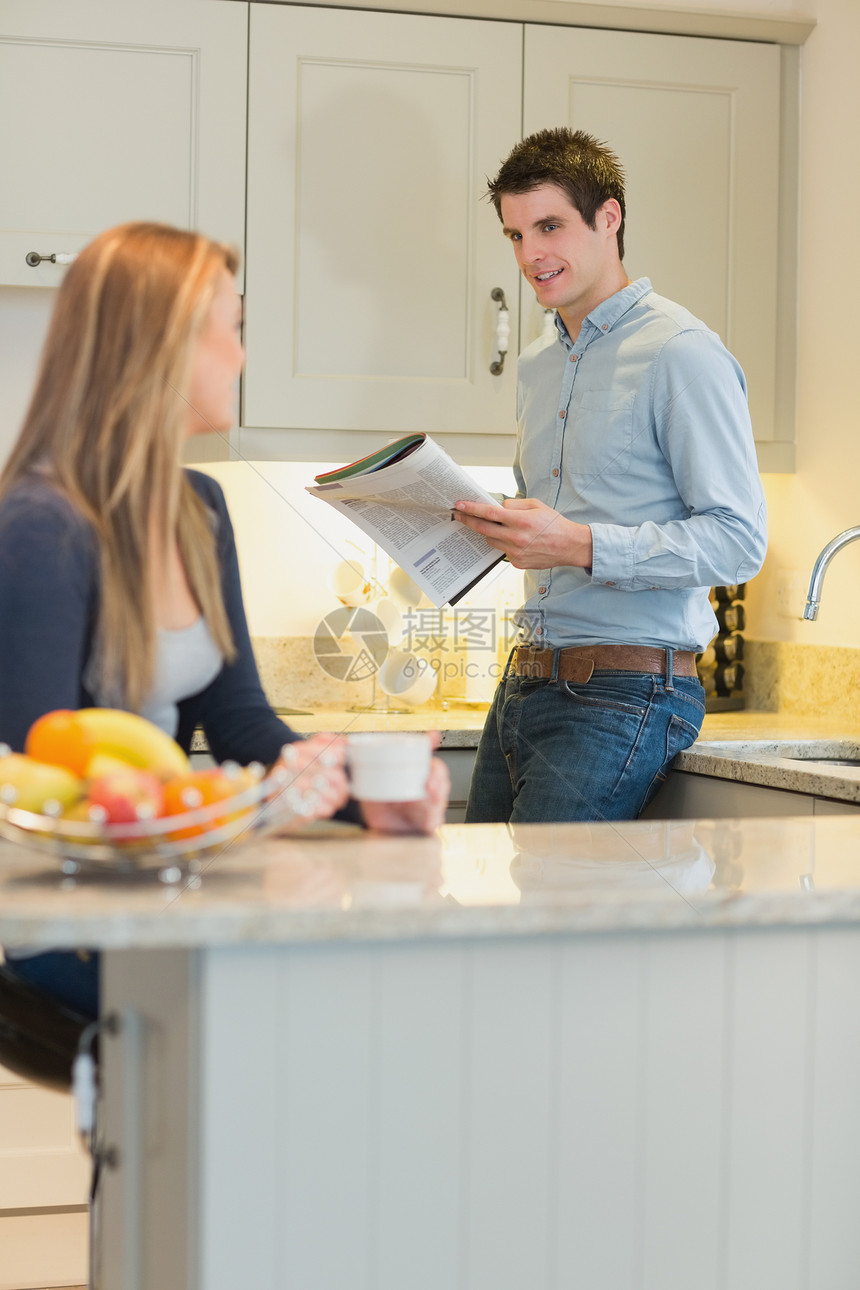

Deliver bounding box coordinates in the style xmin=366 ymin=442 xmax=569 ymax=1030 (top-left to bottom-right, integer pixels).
xmin=523 ymin=25 xmax=781 ymax=447
xmin=0 ymin=0 xmax=248 ymax=289
xmin=0 ymin=1063 xmax=89 ymax=1289
xmin=244 ymin=5 xmax=522 ymax=437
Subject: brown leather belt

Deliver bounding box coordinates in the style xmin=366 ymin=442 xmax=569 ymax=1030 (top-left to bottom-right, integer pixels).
xmin=513 ymin=644 xmax=697 ymax=685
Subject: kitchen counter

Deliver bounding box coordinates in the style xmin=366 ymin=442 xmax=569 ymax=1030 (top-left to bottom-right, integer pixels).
xmin=2 ymin=811 xmax=860 ymax=950
xmin=282 ymin=704 xmax=860 ymax=802
xmin=284 ymin=704 xmax=860 ymax=747
xmin=674 ymin=710 xmax=860 ymax=804
xmin=282 ymin=701 xmax=490 ymax=748
xmin=25 ymin=812 xmax=851 ymax=1288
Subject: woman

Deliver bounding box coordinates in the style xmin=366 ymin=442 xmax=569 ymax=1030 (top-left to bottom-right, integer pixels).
xmin=0 ymin=222 xmax=448 ymax=1016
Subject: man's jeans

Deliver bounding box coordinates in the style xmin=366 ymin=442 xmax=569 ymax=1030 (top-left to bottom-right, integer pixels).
xmin=464 ymin=667 xmax=705 ymax=824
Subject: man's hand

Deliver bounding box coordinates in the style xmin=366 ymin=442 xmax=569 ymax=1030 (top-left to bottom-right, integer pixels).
xmin=453 ymin=497 xmax=593 ymax=570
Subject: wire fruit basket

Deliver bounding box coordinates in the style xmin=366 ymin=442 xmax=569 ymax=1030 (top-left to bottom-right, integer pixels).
xmin=0 ymin=762 xmax=304 ymax=883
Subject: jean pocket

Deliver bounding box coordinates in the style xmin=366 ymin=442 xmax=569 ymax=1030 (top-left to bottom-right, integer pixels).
xmin=639 ymin=712 xmax=700 ymax=814
xmin=663 ymin=710 xmax=701 ymax=760
xmin=559 ymin=677 xmax=650 ymax=716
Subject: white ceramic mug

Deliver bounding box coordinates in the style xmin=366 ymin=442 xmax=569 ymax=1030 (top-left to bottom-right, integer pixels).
xmin=376 ymin=650 xmax=437 ymax=707
xmin=388 ymin=565 xmax=430 ymax=609
xmin=346 ymin=732 xmax=432 ymax=802
xmin=326 ymin=559 xmax=371 ymax=606
xmin=372 ymin=596 xmax=405 ymax=648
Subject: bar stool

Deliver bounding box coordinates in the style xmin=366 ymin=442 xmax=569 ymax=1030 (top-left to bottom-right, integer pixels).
xmin=0 ymin=962 xmax=90 ymax=1088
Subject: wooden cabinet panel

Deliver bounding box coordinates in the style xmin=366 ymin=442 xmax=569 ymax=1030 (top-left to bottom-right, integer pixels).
xmin=0 ymin=1066 xmax=88 ymax=1211
xmin=0 ymin=1211 xmax=87 ymax=1290
xmin=0 ymin=1064 xmax=88 ymax=1290
xmin=644 ymin=770 xmax=815 ymax=819
xmin=0 ymin=0 xmax=248 ymax=289
xmin=645 ymin=770 xmax=860 ymax=819
xmin=439 ymin=746 xmax=475 ymax=822
xmin=814 ymin=795 xmax=860 ymax=815
xmin=244 ymin=5 xmax=522 ymax=436
xmin=102 ymin=928 xmax=860 ymax=1286
xmin=523 ymin=25 xmax=781 ymax=447
xmin=244 ymin=8 xmax=789 ymax=461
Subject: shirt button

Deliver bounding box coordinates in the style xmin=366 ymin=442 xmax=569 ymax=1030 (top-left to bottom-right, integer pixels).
xmin=606 ymin=580 xmax=616 ymax=586
xmin=569 ymin=353 xmax=577 ymax=362
xmin=558 ymin=409 xmax=566 ymax=419
xmin=539 ymin=585 xmax=547 ymax=594
xmin=552 ymin=468 xmax=560 ymax=477
xmin=602 ymin=323 xmax=608 ymax=331
xmin=536 ymin=626 xmax=544 ymax=635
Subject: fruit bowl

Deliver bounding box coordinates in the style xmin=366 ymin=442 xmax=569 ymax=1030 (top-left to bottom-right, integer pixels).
xmin=0 ymin=762 xmax=303 ymax=883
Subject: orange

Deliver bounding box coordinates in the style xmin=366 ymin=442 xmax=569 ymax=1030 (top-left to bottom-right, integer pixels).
xmin=25 ymin=710 xmax=91 ymax=777
xmin=163 ymin=767 xmax=252 ymax=840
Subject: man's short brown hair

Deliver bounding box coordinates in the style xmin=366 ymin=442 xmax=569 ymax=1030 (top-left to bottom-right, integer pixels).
xmin=487 ymin=127 xmax=626 ymax=260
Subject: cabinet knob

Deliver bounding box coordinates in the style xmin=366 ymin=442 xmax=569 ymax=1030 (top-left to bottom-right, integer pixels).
xmin=490 ymin=287 xmax=509 ymax=375
xmin=25 ymin=251 xmax=77 ymax=267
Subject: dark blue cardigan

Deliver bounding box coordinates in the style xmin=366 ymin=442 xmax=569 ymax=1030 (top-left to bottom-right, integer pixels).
xmin=0 ymin=469 xmax=302 ymax=764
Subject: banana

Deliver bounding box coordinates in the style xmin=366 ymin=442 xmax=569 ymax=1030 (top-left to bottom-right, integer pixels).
xmin=85 ymin=751 xmax=139 ymax=779
xmin=0 ymin=753 xmax=84 ymax=814
xmin=74 ymin=708 xmax=190 ymax=782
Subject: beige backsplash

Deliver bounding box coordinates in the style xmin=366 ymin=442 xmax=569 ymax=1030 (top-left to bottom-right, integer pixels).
xmin=743 ymin=641 xmax=860 ymax=720
xmin=251 ymin=635 xmax=501 ymax=713
xmin=253 ymin=636 xmax=860 ymax=724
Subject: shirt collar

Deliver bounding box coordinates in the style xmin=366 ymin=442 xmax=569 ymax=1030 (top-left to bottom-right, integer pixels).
xmin=554 ymin=277 xmax=652 ymax=347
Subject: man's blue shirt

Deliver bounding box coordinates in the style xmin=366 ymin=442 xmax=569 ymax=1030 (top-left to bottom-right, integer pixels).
xmin=514 ymin=278 xmax=767 ymax=651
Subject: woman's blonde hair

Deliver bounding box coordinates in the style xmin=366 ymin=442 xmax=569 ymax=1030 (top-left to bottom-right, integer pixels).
xmin=0 ymin=221 xmax=239 ymax=710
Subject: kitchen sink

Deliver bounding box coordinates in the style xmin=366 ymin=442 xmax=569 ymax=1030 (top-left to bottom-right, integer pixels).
xmin=777 ymin=742 xmax=860 ymax=767
xmin=703 ymin=740 xmax=860 ymax=768
xmin=785 ymin=756 xmax=860 ymax=767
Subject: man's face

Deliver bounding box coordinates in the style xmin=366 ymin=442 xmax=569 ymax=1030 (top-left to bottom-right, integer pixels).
xmin=499 ymin=184 xmax=622 ymax=327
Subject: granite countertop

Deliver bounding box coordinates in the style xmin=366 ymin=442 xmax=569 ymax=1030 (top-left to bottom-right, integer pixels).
xmin=1 ymin=812 xmax=860 ymax=950
xmin=281 ymin=707 xmax=860 ymax=800
xmin=282 ymin=703 xmax=490 ymax=748
xmin=674 ymin=711 xmax=860 ymax=803
xmin=194 ymin=705 xmax=860 ymax=804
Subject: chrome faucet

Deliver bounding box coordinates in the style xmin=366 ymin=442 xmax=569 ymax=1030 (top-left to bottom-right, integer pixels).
xmin=803 ymin=526 xmax=860 ymax=620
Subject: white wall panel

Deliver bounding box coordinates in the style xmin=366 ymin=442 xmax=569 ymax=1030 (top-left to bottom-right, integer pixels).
xmin=808 ymin=928 xmax=860 ymax=1288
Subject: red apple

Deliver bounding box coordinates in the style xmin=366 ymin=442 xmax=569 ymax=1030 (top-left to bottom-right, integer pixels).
xmin=87 ymin=767 xmax=165 ymax=825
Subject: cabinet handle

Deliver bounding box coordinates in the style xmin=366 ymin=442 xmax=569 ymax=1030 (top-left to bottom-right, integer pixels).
xmin=25 ymin=250 xmax=77 ymax=267
xmin=489 ymin=287 xmax=509 ymax=375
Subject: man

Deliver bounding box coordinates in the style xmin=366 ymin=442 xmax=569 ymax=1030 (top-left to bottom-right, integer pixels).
xmin=454 ymin=128 xmax=766 ymax=823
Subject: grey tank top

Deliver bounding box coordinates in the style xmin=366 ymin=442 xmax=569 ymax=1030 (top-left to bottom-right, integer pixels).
xmin=84 ymin=617 xmax=222 ymax=738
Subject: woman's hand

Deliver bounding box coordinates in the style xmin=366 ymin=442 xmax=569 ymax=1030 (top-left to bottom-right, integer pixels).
xmin=359 ymin=755 xmax=450 ymax=835
xmin=275 ymin=733 xmax=351 ymax=821
xmin=274 ymin=731 xmax=450 ymax=835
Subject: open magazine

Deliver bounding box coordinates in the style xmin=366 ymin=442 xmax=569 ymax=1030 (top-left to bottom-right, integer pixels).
xmin=307 ymin=434 xmax=505 ymax=607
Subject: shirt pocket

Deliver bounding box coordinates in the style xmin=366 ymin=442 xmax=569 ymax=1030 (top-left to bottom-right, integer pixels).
xmin=567 ymin=390 xmax=636 ymax=484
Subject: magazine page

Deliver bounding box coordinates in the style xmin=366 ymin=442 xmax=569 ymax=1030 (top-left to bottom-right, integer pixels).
xmin=307 ymin=435 xmax=504 ymax=607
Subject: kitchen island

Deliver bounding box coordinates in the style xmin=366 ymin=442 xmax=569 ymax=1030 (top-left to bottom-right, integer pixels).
xmin=1 ymin=815 xmax=860 ymax=1289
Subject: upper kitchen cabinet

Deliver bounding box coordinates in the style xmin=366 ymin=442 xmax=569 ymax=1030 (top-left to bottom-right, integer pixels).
xmin=243 ymin=5 xmax=522 ymax=439
xmin=0 ymin=0 xmax=248 ymax=290
xmin=243 ymin=7 xmax=794 ymax=468
xmin=522 ymin=25 xmax=787 ymax=466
